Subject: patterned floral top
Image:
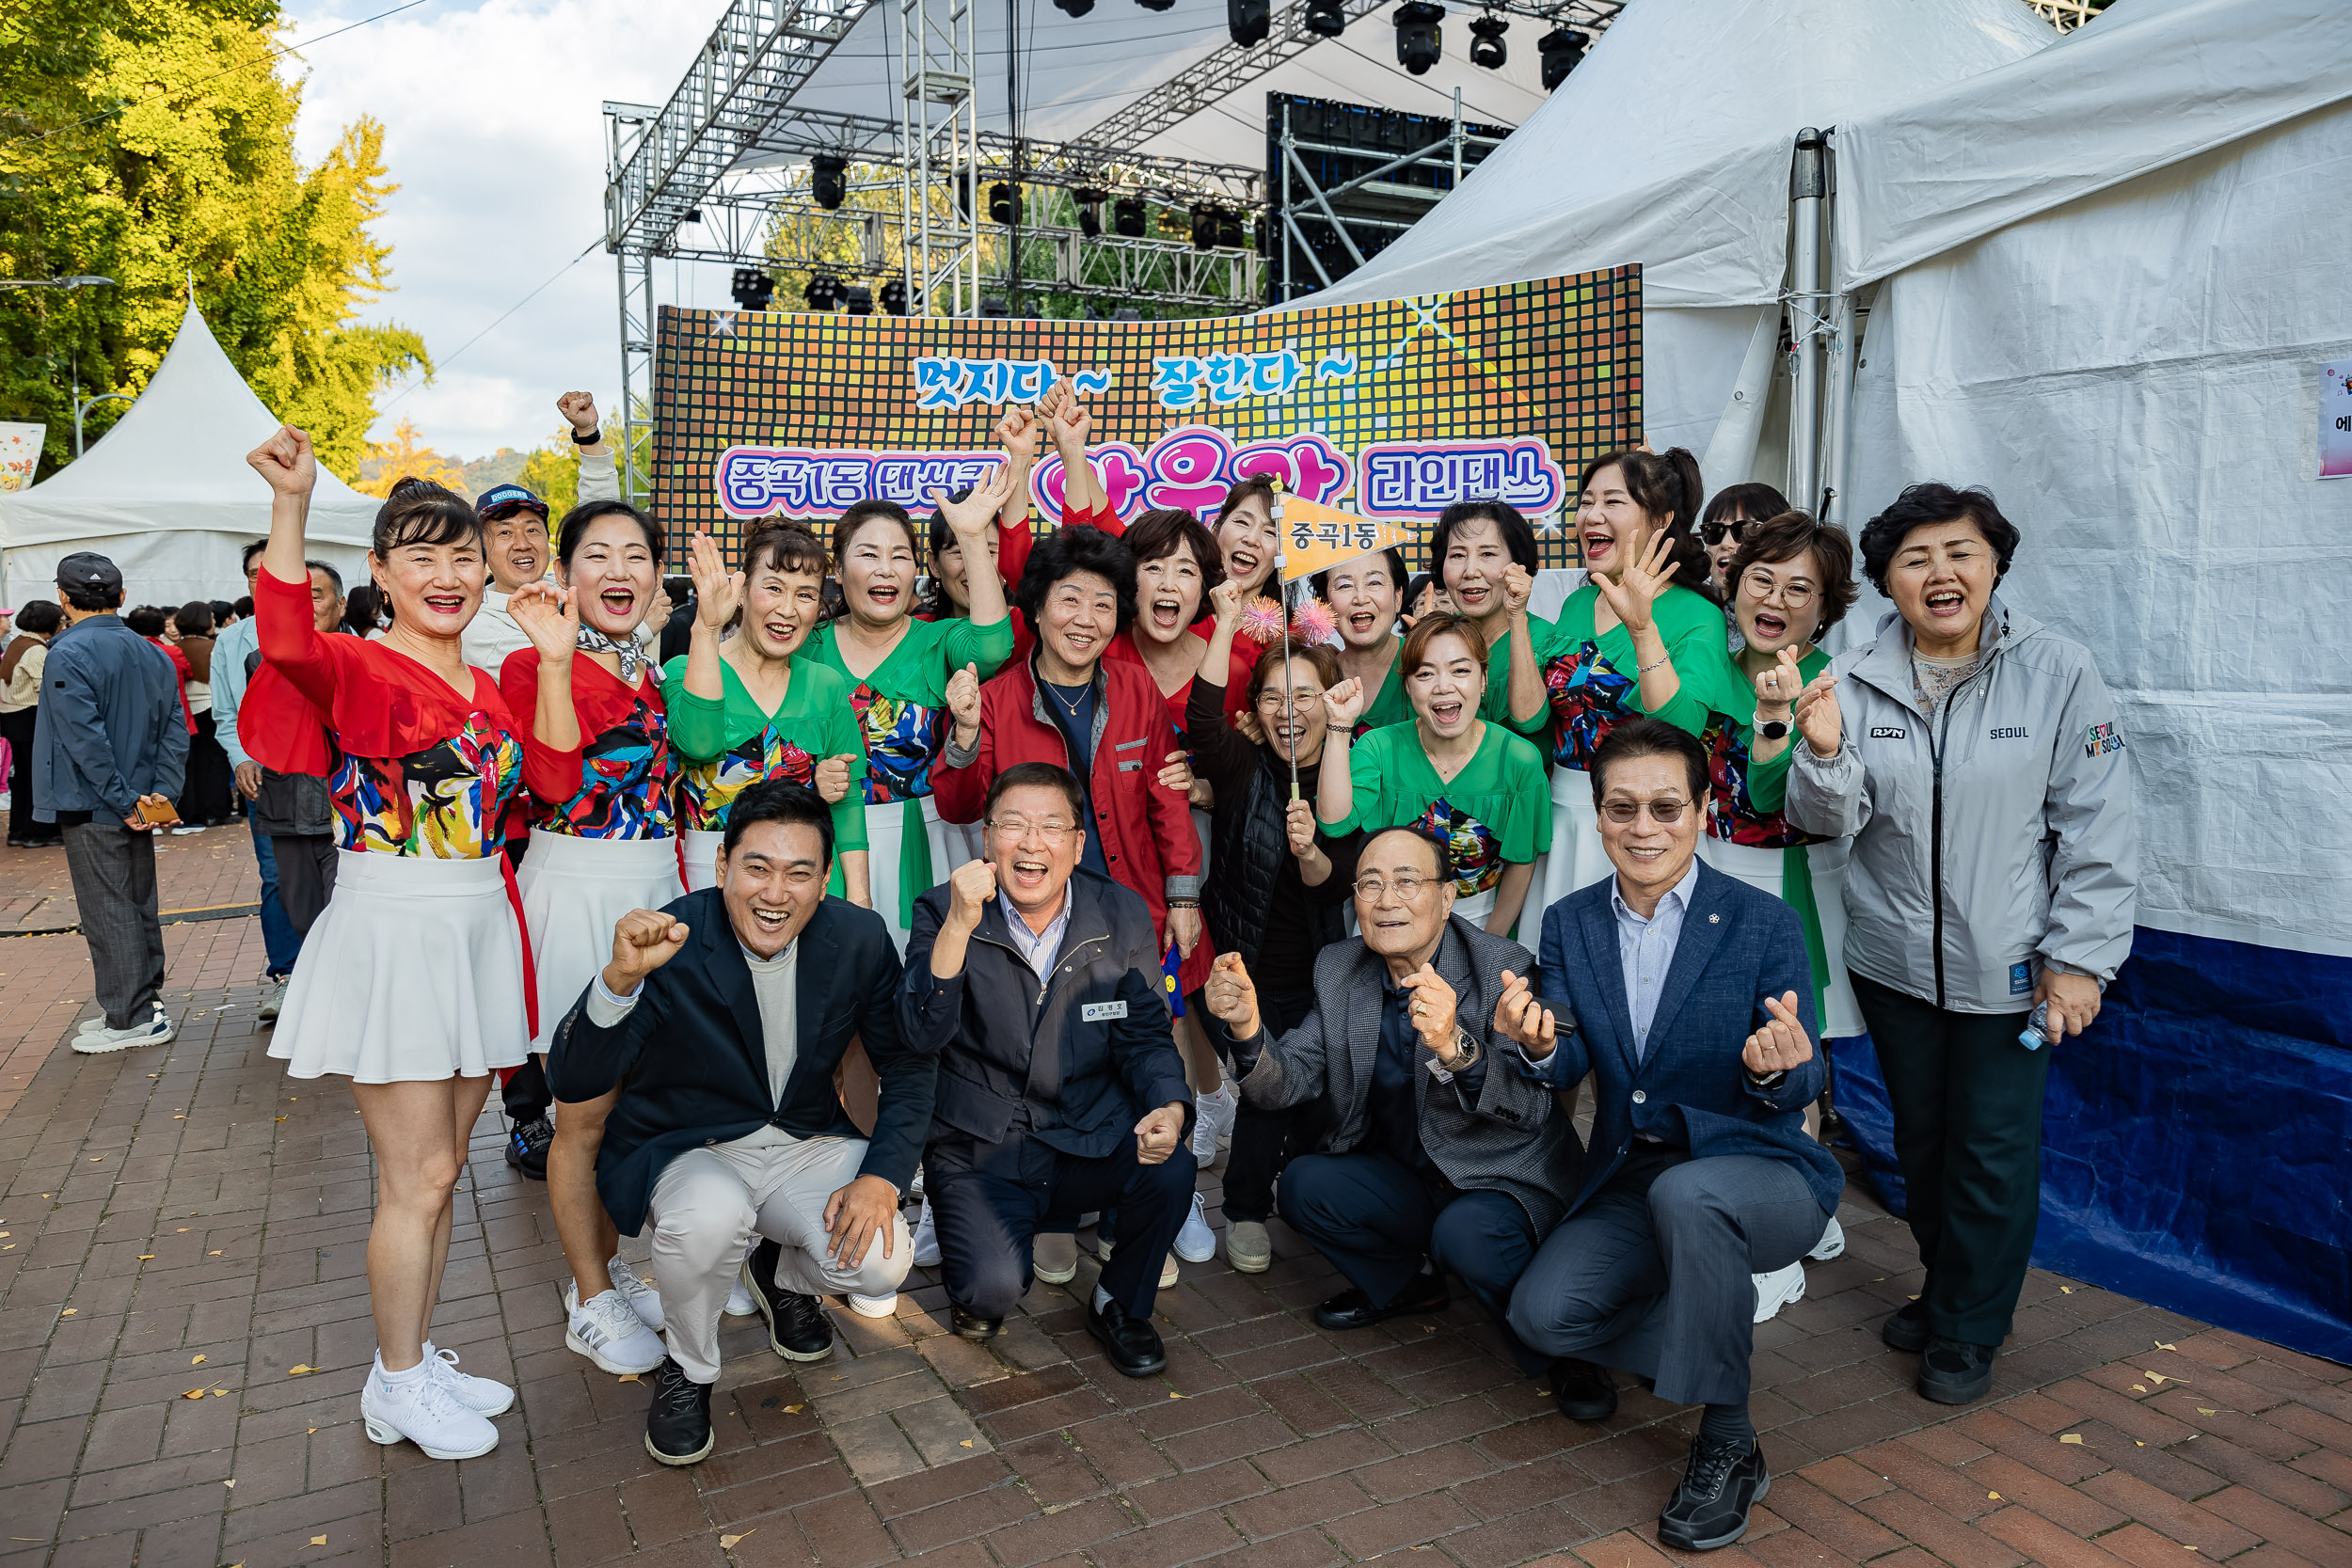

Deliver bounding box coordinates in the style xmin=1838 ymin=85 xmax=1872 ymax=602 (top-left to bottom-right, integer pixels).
xmin=806 ymin=613 xmax=1015 ymax=806
xmin=500 ymin=654 xmax=675 ymax=841
xmin=329 ymin=712 xmax=526 ymax=858
xmin=1327 ymin=721 xmax=1549 ymax=899
xmin=1536 ymin=583 xmax=1724 ymax=772
xmin=661 ymin=653 xmax=869 ymax=847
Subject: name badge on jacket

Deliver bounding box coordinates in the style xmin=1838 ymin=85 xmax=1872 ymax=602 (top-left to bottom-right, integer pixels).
xmin=1082 ymin=1001 xmax=1128 ymax=1022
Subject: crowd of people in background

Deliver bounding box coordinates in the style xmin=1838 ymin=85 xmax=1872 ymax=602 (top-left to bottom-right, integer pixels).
xmin=0 ymin=384 xmax=2137 ymax=1556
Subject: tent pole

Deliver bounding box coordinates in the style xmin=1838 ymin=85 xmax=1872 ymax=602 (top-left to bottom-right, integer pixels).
xmin=1788 ymin=128 xmax=1829 ymax=511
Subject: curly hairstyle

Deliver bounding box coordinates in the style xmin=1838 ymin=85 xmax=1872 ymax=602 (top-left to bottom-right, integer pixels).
xmin=1013 ymin=526 xmax=1137 ymax=636
xmin=1857 ymin=483 xmax=2020 ymax=596
xmin=740 ymin=518 xmax=830 ymax=581
xmin=1726 ymin=510 xmax=1860 ymax=638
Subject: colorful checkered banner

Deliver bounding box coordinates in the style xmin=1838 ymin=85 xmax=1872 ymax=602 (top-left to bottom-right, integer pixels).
xmin=651 ymin=267 xmax=1638 ymax=548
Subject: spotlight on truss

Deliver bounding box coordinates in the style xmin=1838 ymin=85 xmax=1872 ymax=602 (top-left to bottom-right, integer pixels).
xmin=1538 ymin=25 xmax=1588 ymax=89
xmin=1394 ymin=1 xmax=1444 ymax=75
xmin=731 ymin=268 xmax=776 ymax=311
xmin=1227 ymin=0 xmax=1269 ymax=46
xmin=1469 ymin=13 xmax=1506 ymax=70
xmin=811 ymin=153 xmax=847 ymax=209
xmin=1303 ymin=0 xmax=1343 ymax=36
xmin=1114 ymin=196 xmax=1147 ymax=238
xmin=879 ymin=277 xmax=911 ymax=316
xmin=803 ymin=271 xmax=841 ymax=311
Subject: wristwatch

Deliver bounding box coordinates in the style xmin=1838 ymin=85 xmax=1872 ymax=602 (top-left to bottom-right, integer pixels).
xmin=1754 ymin=709 xmax=1791 ymax=740
xmin=1427 ymin=1027 xmax=1480 ymax=1077
xmin=569 ymin=426 xmax=600 ymax=447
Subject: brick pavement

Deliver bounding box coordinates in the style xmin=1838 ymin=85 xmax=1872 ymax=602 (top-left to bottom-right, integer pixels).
xmin=0 ymin=835 xmax=2345 ymax=1568
xmin=0 ymin=816 xmax=262 ymax=936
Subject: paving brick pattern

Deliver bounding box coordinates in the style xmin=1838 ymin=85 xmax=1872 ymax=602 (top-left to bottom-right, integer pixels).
xmin=0 ymin=839 xmax=2346 ymax=1568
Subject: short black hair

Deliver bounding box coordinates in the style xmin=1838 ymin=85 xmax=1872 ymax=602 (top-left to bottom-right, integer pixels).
xmin=208 ymin=598 xmax=235 ymax=624
xmin=1359 ymin=823 xmax=1454 ymax=887
xmin=233 ymin=595 xmax=254 ymax=621
xmin=1427 ymin=499 xmax=1538 ymax=582
xmin=124 ymin=605 xmax=167 ymax=637
xmin=173 ymin=601 xmax=214 ymax=638
xmin=1727 ymin=511 xmax=1859 ymax=637
xmin=374 ymin=476 xmax=482 ymax=557
xmin=1858 ymin=483 xmax=2020 ymax=596
xmin=721 ymin=779 xmax=835 ymax=864
xmin=1014 ymin=525 xmax=1137 ymax=635
xmin=986 ymin=761 xmax=1087 ymax=825
xmin=60 ymin=581 xmax=121 ymax=612
xmin=306 ymin=559 xmax=344 ymax=596
xmin=1590 ymin=717 xmax=1709 ymax=810
xmin=14 ymin=600 xmax=62 ymax=636
xmin=1309 ymin=546 xmax=1410 ymax=607
xmin=239 ymin=540 xmax=268 ymax=574
xmin=558 ymin=499 xmax=664 ymax=566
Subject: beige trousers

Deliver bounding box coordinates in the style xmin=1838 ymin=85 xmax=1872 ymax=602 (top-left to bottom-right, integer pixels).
xmin=647 ymin=1131 xmax=913 ymax=1382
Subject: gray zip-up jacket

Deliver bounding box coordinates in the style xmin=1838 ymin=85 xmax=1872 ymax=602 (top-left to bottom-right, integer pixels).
xmin=1787 ymin=596 xmax=2136 ymax=1014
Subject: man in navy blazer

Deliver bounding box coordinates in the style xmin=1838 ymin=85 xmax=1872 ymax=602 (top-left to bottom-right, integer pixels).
xmin=1497 ymin=720 xmax=1842 ymax=1555
xmin=549 ymin=783 xmax=934 ymax=1467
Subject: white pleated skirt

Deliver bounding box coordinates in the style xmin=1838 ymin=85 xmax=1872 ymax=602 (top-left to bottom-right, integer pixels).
xmin=516 ymin=830 xmax=686 ymax=1053
xmin=268 ymin=850 xmax=532 ymax=1083
xmin=1525 ymin=771 xmax=1614 ymax=937
xmin=680 ymin=828 xmax=726 ymax=893
xmin=1695 ymin=834 xmax=1867 ymax=1038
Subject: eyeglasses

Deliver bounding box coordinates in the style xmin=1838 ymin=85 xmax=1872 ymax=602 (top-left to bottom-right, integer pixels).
xmin=1698 ymin=519 xmax=1747 ymax=547
xmin=987 ymin=816 xmax=1074 ymax=844
xmin=1253 ymin=689 xmax=1321 ymax=711
xmin=1352 ymin=873 xmax=1438 ymax=902
xmin=1600 ymin=797 xmax=1692 ymax=824
xmin=1740 ymin=570 xmax=1817 ymax=609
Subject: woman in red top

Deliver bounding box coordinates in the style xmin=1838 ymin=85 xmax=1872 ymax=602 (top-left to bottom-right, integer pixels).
xmin=497 ymin=499 xmax=681 ymax=1377
xmin=244 ymin=427 xmax=562 ymax=1464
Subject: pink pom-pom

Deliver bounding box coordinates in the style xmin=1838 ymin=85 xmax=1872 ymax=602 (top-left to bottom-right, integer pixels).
xmin=1239 ymin=595 xmax=1287 ymax=645
xmin=1290 ymin=596 xmax=1341 ymax=648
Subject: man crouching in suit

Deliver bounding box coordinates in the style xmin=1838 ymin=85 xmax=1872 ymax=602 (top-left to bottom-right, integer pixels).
xmin=899 ymin=762 xmax=1195 ymax=1377
xmin=1200 ymin=823 xmax=1581 ymax=1377
xmin=548 ymin=781 xmax=935 ymax=1467
xmin=1498 ymin=719 xmax=1842 ymax=1554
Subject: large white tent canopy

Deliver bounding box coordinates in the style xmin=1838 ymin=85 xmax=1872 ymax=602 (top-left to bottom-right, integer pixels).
xmin=0 ymin=303 xmax=378 ymax=610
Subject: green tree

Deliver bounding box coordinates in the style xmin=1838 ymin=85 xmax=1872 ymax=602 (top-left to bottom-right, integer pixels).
xmin=0 ymin=0 xmax=428 ymax=482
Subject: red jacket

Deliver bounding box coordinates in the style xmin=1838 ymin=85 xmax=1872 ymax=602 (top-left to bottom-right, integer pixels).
xmin=932 ymin=651 xmax=1202 ymax=937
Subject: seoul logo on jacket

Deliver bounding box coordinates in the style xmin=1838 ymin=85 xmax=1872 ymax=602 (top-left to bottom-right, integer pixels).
xmin=2083 ymin=721 xmax=2126 ymax=758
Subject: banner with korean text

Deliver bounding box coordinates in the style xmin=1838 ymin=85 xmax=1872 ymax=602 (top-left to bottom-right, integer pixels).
xmin=651 ymin=266 xmax=1638 ymax=568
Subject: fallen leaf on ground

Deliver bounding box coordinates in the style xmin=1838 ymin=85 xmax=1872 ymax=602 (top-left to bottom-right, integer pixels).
xmin=617 ymin=1373 xmax=640 ymax=1384
xmin=273 ymin=1117 xmax=287 ymax=1122
xmin=2197 ymin=1407 xmax=2217 ymax=1416
xmin=783 ymin=1404 xmax=802 ymax=1414
xmin=137 ymin=1255 xmax=153 ymax=1260
xmin=288 ymin=1365 xmax=315 ymax=1375
xmin=310 ymin=1536 xmax=326 ymax=1546
xmin=2142 ymin=1370 xmax=2175 ymax=1385
xmin=1987 ymin=1492 xmax=2000 ymax=1500
xmin=224 ymin=1479 xmax=234 ymax=1487
xmin=2133 ymin=1385 xmax=2149 ymax=1393
xmin=2058 ymin=1433 xmax=2084 ymax=1445
xmin=210 ymin=1389 xmax=227 ymax=1397
xmin=719 ymin=1529 xmax=755 ymax=1549
xmin=183 ymin=1389 xmax=207 ymax=1400
xmin=2059 ymin=1286 xmax=2074 ymax=1293
xmin=208 ymin=1250 xmax=222 ymax=1257
xmin=58 ymin=1309 xmax=74 ymax=1317
xmin=1167 ymin=1392 xmax=1185 ymax=1400
xmin=960 ymin=1439 xmax=974 ymax=1449
xmin=191 ymin=1355 xmax=207 ymax=1365
xmin=2156 ymin=1341 xmax=2177 ymax=1351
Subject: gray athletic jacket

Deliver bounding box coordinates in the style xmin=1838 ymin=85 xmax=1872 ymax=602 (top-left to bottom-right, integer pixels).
xmin=1787 ymin=597 xmax=2136 ymax=1014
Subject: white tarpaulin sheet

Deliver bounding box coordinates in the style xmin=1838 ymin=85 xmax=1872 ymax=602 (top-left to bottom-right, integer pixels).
xmin=0 ymin=303 xmax=376 ymax=610
xmin=1835 ymin=0 xmax=2352 ymax=958
xmin=1266 ymin=0 xmax=2051 ymax=459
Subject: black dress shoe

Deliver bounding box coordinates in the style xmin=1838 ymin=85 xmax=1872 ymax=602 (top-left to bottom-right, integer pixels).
xmin=1657 ymin=1437 xmax=1769 ymax=1552
xmin=644 ymin=1356 xmax=715 ymax=1465
xmin=1313 ymin=1271 xmax=1450 ymax=1332
xmin=1916 ymin=1337 xmax=1996 ymax=1404
xmin=951 ymin=1307 xmax=1003 ymax=1341
xmin=742 ymin=1241 xmax=834 ymax=1361
xmin=1550 ymin=1357 xmax=1617 ymax=1423
xmin=503 ymin=1115 xmax=551 ymax=1180
xmin=1087 ymin=1297 xmax=1168 ymax=1377
xmin=1882 ymin=1299 xmax=1931 ymax=1354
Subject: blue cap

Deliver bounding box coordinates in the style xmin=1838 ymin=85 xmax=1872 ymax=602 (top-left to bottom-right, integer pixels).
xmin=475 ymin=483 xmax=548 ymax=520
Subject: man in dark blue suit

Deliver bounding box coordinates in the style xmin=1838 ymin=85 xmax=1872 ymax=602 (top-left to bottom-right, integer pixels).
xmin=1497 ymin=719 xmax=1842 ymax=1555
xmin=549 ymin=783 xmax=934 ymax=1467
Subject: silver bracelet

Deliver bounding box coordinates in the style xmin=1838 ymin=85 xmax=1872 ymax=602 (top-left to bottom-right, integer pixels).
xmin=1637 ymin=653 xmax=1672 ymax=674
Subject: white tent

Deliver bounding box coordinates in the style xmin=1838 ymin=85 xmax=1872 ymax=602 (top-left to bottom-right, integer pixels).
xmin=1265 ymin=0 xmax=2055 ymax=475
xmin=1834 ymin=0 xmax=2352 ymax=960
xmin=0 ymin=302 xmax=378 ymax=610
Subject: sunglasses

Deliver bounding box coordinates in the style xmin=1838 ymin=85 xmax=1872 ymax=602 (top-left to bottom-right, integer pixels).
xmin=1698 ymin=518 xmax=1748 ymax=548
xmin=1600 ymin=797 xmax=1692 ymax=824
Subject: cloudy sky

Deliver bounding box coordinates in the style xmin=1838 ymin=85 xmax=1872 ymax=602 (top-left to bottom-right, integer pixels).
xmin=282 ymin=0 xmax=1552 ymax=466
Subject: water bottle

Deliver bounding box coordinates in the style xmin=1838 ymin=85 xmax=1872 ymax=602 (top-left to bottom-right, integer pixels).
xmin=2018 ymin=1002 xmax=2051 ymax=1051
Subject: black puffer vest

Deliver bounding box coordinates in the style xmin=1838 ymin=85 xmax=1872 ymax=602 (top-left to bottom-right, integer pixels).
xmin=1204 ymin=750 xmax=1344 ymax=972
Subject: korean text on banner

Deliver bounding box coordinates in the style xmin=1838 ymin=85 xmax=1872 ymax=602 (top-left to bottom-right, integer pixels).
xmin=1274 ymin=494 xmax=1415 ymax=583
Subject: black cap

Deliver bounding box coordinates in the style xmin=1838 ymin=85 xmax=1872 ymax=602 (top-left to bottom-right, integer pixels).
xmin=56 ymin=552 xmax=122 ymax=595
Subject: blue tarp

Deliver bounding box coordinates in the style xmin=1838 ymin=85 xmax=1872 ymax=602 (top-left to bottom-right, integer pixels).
xmin=1829 ymin=926 xmax=2352 ymax=1366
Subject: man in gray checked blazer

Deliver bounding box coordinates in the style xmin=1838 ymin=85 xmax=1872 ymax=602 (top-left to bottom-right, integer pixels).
xmin=1202 ymin=824 xmax=1581 ymax=1374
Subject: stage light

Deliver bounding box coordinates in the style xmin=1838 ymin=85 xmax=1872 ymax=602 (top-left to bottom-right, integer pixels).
xmin=731 ymin=267 xmax=776 ymax=311
xmin=1227 ymin=0 xmax=1268 ymax=46
xmin=844 ymin=284 xmax=874 ymax=315
xmin=989 ymin=182 xmax=1019 ymax=224
xmin=879 ymin=277 xmax=910 ymax=316
xmin=811 ymin=153 xmax=847 ymax=210
xmin=1114 ymin=196 xmax=1147 ymax=237
xmin=980 ymin=294 xmax=1010 ymax=318
xmin=1394 ymin=2 xmax=1444 ymax=74
xmin=1217 ymin=208 xmax=1245 ymax=249
xmin=803 ymin=271 xmax=841 ymax=311
xmin=1112 ymin=308 xmax=1143 ymax=322
xmin=1469 ymin=14 xmax=1505 ymax=70
xmin=1076 ymin=186 xmax=1106 ymax=238
xmin=1136 ymin=0 xmax=1175 ymax=11
xmin=1303 ymin=0 xmax=1343 ymax=36
xmin=1190 ymin=204 xmax=1219 ymax=250
xmin=1538 ymin=25 xmax=1586 ymax=89
xmin=1053 ymin=0 xmax=1093 ymax=13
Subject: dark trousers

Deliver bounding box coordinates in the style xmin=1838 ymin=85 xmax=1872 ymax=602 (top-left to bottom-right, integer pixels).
xmin=270 ymin=833 xmax=339 ymax=935
xmin=1220 ymin=982 xmax=1322 ymax=1224
xmin=1851 ymin=970 xmax=2046 ymax=1348
xmin=1279 ymin=1150 xmax=1546 ymax=1374
xmin=60 ymin=819 xmax=166 ymax=1027
xmin=2 ymin=708 xmax=53 ymax=842
xmin=927 ymin=1125 xmax=1198 ymax=1319
xmin=1508 ymin=1145 xmax=1828 ymax=1407
xmin=179 ymin=712 xmax=233 ymax=826
xmin=248 ymin=819 xmax=301 ymax=976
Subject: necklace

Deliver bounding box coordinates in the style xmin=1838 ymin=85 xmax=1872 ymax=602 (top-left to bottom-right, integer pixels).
xmin=1043 ymin=677 xmax=1089 ymax=718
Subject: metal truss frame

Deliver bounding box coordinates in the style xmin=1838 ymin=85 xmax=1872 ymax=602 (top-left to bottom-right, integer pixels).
xmin=899 ymin=0 xmax=980 ymax=318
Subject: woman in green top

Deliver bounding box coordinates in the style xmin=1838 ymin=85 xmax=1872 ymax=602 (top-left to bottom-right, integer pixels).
xmin=807 ymin=471 xmax=1018 ymax=951
xmin=667 ymin=519 xmax=871 ymax=899
xmin=1527 ymin=447 xmax=1724 ymax=914
xmin=1311 ymin=547 xmax=1415 ymax=738
xmin=1315 ymin=613 xmax=1549 ymax=935
xmin=1425 ymin=499 xmax=1551 ymax=736
xmin=1601 ymin=510 xmax=1867 ymax=1038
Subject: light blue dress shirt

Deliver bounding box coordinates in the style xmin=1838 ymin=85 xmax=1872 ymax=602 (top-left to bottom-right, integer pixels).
xmin=1610 ymin=857 xmax=1701 ymax=1065
xmin=209 ymin=612 xmax=260 ymax=768
xmin=1001 ymin=889 xmax=1073 ymax=979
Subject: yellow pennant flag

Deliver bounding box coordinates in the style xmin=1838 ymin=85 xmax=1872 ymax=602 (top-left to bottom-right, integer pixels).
xmin=1273 ymin=493 xmax=1415 ymax=584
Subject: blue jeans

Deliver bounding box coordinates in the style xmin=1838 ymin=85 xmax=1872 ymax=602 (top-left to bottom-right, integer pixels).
xmin=249 ymin=816 xmax=301 ymax=978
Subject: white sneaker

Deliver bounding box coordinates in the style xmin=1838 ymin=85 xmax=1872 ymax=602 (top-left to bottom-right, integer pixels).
xmin=1191 ymin=1085 xmax=1237 ymax=1164
xmin=847 ymin=1294 xmax=898 ymax=1319
xmin=912 ymin=1198 xmax=942 ymax=1269
xmin=1807 ymin=1215 xmax=1846 ymax=1261
xmin=72 ymin=1009 xmax=175 ymax=1054
xmin=608 ymin=1255 xmax=664 ymax=1329
xmin=1752 ymin=1260 xmax=1807 ymax=1323
xmin=565 ymin=1288 xmax=665 ymax=1374
xmin=361 ymin=1357 xmax=500 ymax=1460
xmin=170 ymin=823 xmax=205 ymax=835
xmin=422 ymin=1341 xmax=515 ymax=1416
xmin=1174 ymin=1192 xmax=1216 ymax=1263
xmin=257 ymin=975 xmax=288 ymax=1024
xmin=1159 ymin=1252 xmax=1180 ymax=1290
